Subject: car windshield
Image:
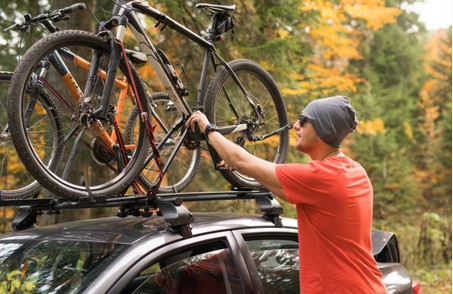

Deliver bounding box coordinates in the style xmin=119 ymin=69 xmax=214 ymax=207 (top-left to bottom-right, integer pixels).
xmin=0 ymin=239 xmax=128 ymax=293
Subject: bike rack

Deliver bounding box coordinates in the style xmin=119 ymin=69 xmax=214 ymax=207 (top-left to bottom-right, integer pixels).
xmin=0 ymin=189 xmax=283 ymax=237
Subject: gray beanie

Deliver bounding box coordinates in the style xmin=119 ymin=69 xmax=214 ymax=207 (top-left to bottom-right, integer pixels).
xmin=303 ymin=96 xmax=358 ymax=148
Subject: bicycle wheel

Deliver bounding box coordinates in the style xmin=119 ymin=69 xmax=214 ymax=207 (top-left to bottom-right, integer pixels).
xmin=125 ymin=92 xmax=201 ymax=193
xmin=1 ymin=72 xmax=64 ymax=199
xmin=8 ymin=30 xmax=151 ymax=200
xmin=205 ymin=59 xmax=289 ymax=188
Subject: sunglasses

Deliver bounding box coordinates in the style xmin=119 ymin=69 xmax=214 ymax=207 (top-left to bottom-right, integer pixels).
xmin=298 ymin=114 xmax=309 ymax=127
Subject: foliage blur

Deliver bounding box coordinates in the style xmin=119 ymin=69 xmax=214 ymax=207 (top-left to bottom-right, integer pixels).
xmin=0 ymin=0 xmax=450 ymax=291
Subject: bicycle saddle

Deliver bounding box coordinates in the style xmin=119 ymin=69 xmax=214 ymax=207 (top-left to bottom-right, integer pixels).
xmin=195 ymin=3 xmax=236 ymax=13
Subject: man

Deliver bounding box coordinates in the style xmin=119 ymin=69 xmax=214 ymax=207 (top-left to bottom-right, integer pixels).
xmin=186 ymin=96 xmax=387 ymax=293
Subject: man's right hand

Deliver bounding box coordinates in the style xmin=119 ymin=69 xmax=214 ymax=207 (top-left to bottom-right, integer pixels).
xmin=186 ymin=111 xmax=210 ymax=134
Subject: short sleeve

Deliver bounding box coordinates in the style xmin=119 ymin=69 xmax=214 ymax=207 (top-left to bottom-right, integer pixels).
xmin=275 ymin=163 xmax=325 ymax=205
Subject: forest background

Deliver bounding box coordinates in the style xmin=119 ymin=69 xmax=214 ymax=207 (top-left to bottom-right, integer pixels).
xmin=0 ymin=0 xmax=451 ymax=292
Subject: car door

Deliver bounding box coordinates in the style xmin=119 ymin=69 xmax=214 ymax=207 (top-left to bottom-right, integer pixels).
xmin=232 ymin=228 xmax=300 ymax=294
xmin=105 ymin=231 xmax=253 ymax=294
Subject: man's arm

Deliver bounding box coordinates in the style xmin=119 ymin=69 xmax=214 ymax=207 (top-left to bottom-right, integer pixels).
xmin=186 ymin=111 xmax=287 ymax=200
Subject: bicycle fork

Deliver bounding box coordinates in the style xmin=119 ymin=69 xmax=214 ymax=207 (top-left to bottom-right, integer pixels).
xmin=94 ymin=23 xmax=164 ymax=196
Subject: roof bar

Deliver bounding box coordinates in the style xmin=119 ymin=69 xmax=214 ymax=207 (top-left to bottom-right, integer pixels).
xmin=4 ymin=189 xmax=283 ymax=233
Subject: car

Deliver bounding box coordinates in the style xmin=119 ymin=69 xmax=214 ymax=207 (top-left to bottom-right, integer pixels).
xmin=0 ymin=192 xmax=420 ymax=293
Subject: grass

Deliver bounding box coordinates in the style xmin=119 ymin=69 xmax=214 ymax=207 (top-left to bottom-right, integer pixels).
xmin=412 ymin=264 xmax=451 ymax=294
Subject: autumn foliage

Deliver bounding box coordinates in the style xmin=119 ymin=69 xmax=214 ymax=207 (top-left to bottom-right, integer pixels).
xmin=0 ymin=2 xmax=451 ymax=289
xmin=289 ymin=0 xmax=401 ymax=96
xmin=416 ymin=29 xmax=452 ymax=208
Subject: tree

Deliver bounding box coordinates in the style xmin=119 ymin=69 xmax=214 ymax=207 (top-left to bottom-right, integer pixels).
xmin=0 ymin=2 xmax=41 ymax=71
xmin=288 ymin=0 xmax=401 ymax=98
xmin=415 ymin=28 xmax=452 ymax=211
xmin=347 ymin=0 xmax=428 ymax=224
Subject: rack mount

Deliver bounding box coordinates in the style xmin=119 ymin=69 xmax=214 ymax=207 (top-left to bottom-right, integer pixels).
xmin=0 ymin=190 xmax=283 ymax=236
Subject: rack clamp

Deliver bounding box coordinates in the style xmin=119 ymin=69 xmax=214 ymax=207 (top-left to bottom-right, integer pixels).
xmin=9 ymin=198 xmax=60 ymax=231
xmin=255 ymin=193 xmax=283 ymax=227
xmin=230 ymin=187 xmax=284 ymax=227
xmin=12 ymin=206 xmax=40 ymax=231
xmin=157 ymin=199 xmax=193 ymax=238
xmin=114 ymin=196 xmax=194 ymax=238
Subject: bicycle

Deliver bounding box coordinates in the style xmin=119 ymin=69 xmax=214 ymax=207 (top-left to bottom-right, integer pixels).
xmin=8 ymin=1 xmax=290 ymax=201
xmin=0 ymin=3 xmax=86 ymax=199
xmin=3 ymin=3 xmax=201 ymax=199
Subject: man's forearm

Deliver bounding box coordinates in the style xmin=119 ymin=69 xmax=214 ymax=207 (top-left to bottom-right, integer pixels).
xmin=206 ymin=131 xmax=252 ymax=172
xmin=184 ymin=110 xmax=287 ymax=199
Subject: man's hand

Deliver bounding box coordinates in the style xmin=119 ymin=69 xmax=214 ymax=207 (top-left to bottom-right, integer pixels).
xmin=185 ymin=111 xmax=210 ymax=134
xmin=185 ymin=112 xmax=285 ymax=199
xmin=185 ymin=111 xmax=233 ymax=170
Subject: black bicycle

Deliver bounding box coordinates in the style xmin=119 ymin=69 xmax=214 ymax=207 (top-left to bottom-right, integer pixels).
xmin=8 ymin=1 xmax=290 ymax=200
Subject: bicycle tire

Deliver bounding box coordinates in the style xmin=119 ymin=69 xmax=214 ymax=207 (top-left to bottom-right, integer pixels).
xmin=1 ymin=72 xmax=64 ymax=199
xmin=8 ymin=30 xmax=151 ymax=200
xmin=125 ymin=92 xmax=201 ymax=193
xmin=205 ymin=59 xmax=289 ymax=188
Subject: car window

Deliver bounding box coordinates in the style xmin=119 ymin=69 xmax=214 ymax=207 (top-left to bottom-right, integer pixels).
xmin=0 ymin=240 xmax=128 ymax=293
xmin=244 ymin=238 xmax=299 ymax=294
xmin=131 ymin=241 xmax=243 ymax=294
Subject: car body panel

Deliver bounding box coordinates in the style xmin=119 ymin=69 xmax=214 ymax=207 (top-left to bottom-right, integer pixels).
xmin=0 ymin=213 xmax=414 ymax=293
xmin=379 ymin=263 xmax=413 ymax=294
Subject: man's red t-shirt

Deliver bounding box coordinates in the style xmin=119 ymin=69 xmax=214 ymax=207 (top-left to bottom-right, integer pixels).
xmin=276 ymin=156 xmax=387 ymax=294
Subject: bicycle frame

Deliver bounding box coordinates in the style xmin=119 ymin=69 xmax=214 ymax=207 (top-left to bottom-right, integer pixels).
xmin=35 ymin=48 xmax=135 ymax=152
xmin=84 ymin=2 xmax=255 ymax=174
xmin=73 ymin=1 xmax=288 ymax=194
xmin=111 ymin=1 xmax=256 ymax=126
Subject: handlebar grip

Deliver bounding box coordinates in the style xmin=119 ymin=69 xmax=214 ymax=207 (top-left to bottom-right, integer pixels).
xmin=60 ymin=3 xmax=86 ymax=14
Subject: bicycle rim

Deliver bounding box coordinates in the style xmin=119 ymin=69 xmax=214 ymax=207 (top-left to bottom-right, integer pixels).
xmin=0 ymin=72 xmax=43 ymax=199
xmin=205 ymin=59 xmax=289 ymax=188
xmin=8 ymin=31 xmax=150 ymax=200
xmin=125 ymin=92 xmax=201 ymax=193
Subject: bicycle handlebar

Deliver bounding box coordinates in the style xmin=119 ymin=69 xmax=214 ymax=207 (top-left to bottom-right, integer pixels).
xmin=59 ymin=3 xmax=86 ymax=14
xmin=4 ymin=2 xmax=86 ymax=32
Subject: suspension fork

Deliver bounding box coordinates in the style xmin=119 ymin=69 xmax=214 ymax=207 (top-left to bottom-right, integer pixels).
xmin=79 ymin=25 xmax=131 ymax=153
xmin=82 ymin=49 xmax=102 ymax=108
xmin=91 ymin=40 xmax=123 ymax=119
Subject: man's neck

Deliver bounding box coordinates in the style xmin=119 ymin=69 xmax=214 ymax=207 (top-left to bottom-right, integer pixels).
xmin=309 ymin=146 xmax=342 ymax=161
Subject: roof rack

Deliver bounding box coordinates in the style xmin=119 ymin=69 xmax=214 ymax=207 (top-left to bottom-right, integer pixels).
xmin=0 ymin=189 xmax=284 ymax=237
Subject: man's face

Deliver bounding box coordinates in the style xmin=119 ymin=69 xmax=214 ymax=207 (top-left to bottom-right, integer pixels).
xmin=293 ymin=114 xmax=320 ymax=154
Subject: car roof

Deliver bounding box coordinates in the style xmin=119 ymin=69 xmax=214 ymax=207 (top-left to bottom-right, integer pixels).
xmin=0 ymin=213 xmax=298 ymax=245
